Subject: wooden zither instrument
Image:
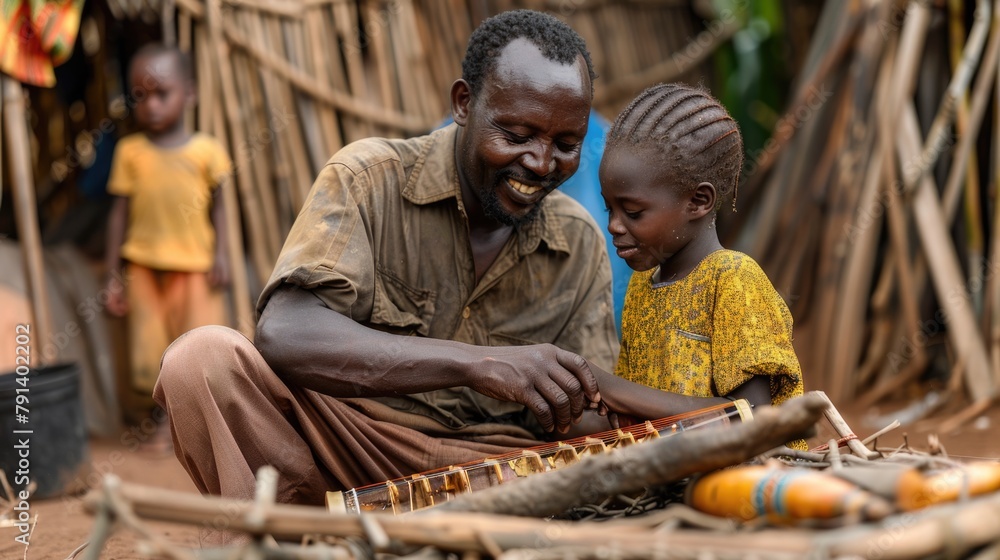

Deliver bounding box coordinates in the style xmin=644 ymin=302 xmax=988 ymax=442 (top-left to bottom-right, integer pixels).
xmin=326 ymin=399 xmax=753 ymax=515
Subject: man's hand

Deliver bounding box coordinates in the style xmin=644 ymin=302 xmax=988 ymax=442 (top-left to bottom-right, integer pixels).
xmin=468 ymin=344 xmax=602 ymax=434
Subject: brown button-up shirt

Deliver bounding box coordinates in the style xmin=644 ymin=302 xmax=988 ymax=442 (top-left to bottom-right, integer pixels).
xmin=260 ymin=124 xmax=619 ymax=438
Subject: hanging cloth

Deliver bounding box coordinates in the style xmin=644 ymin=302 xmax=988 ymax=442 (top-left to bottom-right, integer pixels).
xmin=0 ymin=0 xmax=84 ymax=86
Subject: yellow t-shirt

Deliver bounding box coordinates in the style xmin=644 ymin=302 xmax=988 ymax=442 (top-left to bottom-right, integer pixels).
xmin=108 ymin=133 xmax=231 ymax=272
xmin=616 ymin=250 xmax=805 ymax=432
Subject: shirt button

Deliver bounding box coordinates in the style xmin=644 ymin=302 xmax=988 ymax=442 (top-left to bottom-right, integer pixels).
xmin=462 ymin=307 xmax=471 ymax=319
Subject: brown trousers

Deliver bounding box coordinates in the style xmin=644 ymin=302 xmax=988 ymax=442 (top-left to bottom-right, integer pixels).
xmin=127 ymin=263 xmax=225 ymax=396
xmin=153 ymin=326 xmax=542 ymax=506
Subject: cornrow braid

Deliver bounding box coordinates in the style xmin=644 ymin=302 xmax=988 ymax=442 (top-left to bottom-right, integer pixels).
xmin=607 ymin=83 xmax=744 ymax=211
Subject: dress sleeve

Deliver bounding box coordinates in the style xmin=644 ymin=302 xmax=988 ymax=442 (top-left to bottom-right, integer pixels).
xmin=203 ymin=136 xmax=233 ymax=188
xmin=106 ymin=139 xmax=133 ymax=197
xmin=711 ymin=257 xmax=804 ymax=406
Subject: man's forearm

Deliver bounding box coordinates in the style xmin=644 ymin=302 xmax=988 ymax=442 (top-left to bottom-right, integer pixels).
xmin=257 ymin=284 xmax=604 ymax=433
xmin=256 ymin=285 xmax=481 ymax=397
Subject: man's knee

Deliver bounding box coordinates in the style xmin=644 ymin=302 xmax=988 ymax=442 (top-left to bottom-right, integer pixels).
xmin=156 ymin=325 xmax=254 ymax=401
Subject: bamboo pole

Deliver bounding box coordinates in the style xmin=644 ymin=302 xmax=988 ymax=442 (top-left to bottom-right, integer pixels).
xmin=221 ymin=19 xmax=436 ymax=133
xmin=835 ymin=4 xmax=929 ymax=402
xmin=3 ymin=75 xmax=53 ymax=364
xmin=950 ymin=0 xmax=986 ymax=314
xmin=940 ymin=5 xmax=1000 ymax=224
xmin=912 ymin=0 xmax=991 ymax=188
xmin=989 ymin=20 xmax=1000 ymax=385
xmin=899 ymin=103 xmax=994 ymax=403
xmin=209 ymin=78 xmax=254 ymax=337
xmin=206 ymin=0 xmax=274 ymax=289
xmin=830 ymin=43 xmax=895 ymax=399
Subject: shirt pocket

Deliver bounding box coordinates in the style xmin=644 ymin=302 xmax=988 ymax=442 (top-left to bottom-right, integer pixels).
xmin=659 ymin=328 xmax=713 ymax=397
xmin=370 ymin=265 xmax=436 ymax=336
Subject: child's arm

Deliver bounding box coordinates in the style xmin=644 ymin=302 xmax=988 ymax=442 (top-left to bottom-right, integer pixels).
xmin=104 ymin=196 xmax=129 ymax=317
xmin=208 ymin=181 xmax=230 ymax=287
xmin=557 ymin=364 xmax=770 ymax=439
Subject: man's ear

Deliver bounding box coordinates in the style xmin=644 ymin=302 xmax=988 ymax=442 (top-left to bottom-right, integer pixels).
xmin=451 ymin=79 xmax=472 ymax=126
xmin=689 ymin=182 xmax=717 ymax=218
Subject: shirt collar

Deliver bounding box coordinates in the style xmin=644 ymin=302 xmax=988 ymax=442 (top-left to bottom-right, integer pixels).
xmin=402 ymin=123 xmax=572 ymax=256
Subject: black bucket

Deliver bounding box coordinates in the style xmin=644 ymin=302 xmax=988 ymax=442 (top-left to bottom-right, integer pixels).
xmin=0 ymin=363 xmax=89 ymax=499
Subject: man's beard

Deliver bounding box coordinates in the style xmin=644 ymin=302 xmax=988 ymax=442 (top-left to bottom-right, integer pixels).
xmin=480 ymin=181 xmax=544 ymax=227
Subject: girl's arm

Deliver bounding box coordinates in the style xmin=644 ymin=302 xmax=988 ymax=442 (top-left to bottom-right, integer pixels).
xmin=557 ymin=365 xmax=770 ymax=439
xmin=208 ymin=182 xmax=230 ymax=287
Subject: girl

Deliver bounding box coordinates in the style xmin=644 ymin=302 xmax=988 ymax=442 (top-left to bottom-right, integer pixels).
xmin=599 ymin=83 xmax=805 ymax=438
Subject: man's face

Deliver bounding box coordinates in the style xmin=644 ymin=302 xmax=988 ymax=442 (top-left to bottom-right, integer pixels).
xmin=453 ymin=38 xmax=591 ymax=227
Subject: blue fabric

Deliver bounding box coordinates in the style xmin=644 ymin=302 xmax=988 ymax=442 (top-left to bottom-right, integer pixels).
xmin=439 ymin=111 xmax=628 ymax=334
xmin=555 ymin=111 xmax=628 ymax=334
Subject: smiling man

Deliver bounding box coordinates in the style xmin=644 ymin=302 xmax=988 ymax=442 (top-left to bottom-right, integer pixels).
xmin=154 ymin=10 xmax=619 ymax=507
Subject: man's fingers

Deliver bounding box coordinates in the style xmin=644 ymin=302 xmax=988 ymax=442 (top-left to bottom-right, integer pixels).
xmin=547 ymin=369 xmax=585 ymax=421
xmin=533 ymin=378 xmax=573 ymax=433
xmin=524 ymin=392 xmax=555 ymax=433
xmin=555 ymin=349 xmax=601 ymax=404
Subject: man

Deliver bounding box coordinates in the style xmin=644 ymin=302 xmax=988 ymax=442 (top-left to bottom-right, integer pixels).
xmin=155 ymin=10 xmax=619 ymax=506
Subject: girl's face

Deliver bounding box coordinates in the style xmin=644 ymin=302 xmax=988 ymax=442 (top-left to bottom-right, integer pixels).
xmin=599 ymin=145 xmax=698 ymax=272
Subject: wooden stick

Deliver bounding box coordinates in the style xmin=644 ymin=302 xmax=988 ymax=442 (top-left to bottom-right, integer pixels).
xmin=940 ymin=4 xmax=1000 ymax=222
xmin=812 ymin=391 xmax=879 ymax=460
xmin=83 ymin=481 xmax=815 ymax=557
xmin=211 ymin=87 xmax=254 ymax=337
xmin=222 ymin=19 xmax=436 ymax=133
xmin=938 ymin=396 xmax=994 ymax=434
xmin=85 ymin=472 xmax=1000 ymax=559
xmin=593 ymin=16 xmax=740 ymax=107
xmin=3 ymin=75 xmax=53 ymax=363
xmin=912 ymin=0 xmax=991 ymax=188
xmin=899 ymin=103 xmax=995 ymax=402
xmin=206 ymin=0 xmax=274 ymax=302
xmin=827 ymin=40 xmax=896 ymax=401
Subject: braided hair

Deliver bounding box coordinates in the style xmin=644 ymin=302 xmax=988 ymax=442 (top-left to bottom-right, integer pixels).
xmin=607 ymin=83 xmax=743 ymax=210
xmin=461 ymin=10 xmax=596 ymax=96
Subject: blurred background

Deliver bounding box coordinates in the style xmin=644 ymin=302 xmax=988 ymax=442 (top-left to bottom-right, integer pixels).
xmin=1 ymin=0 xmax=997 ymax=445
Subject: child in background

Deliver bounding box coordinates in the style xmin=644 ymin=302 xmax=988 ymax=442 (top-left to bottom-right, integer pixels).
xmin=104 ymin=44 xmax=232 ymax=453
xmin=599 ymin=83 xmax=805 ymax=446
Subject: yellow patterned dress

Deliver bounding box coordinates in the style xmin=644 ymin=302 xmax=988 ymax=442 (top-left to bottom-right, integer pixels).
xmin=616 ymin=250 xmax=805 ymax=446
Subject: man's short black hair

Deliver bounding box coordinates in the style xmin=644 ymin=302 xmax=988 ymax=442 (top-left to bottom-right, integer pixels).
xmin=461 ymin=10 xmax=596 ymax=96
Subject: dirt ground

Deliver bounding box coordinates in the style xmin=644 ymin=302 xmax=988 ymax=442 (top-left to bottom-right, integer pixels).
xmin=2 ymin=398 xmax=999 ymax=560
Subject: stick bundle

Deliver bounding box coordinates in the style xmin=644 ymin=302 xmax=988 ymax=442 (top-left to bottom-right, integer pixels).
xmin=726 ymin=0 xmax=1000 ymax=425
